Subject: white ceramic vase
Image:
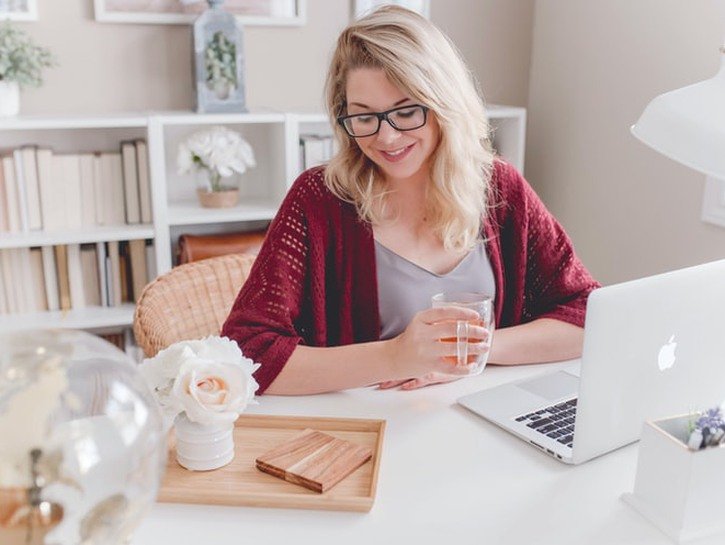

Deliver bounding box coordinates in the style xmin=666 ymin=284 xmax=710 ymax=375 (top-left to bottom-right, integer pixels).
xmin=174 ymin=413 xmax=235 ymax=471
xmin=0 ymin=81 xmax=20 ymax=117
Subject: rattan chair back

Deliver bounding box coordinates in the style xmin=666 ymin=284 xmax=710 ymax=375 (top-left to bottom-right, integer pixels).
xmin=133 ymin=253 xmax=256 ymax=358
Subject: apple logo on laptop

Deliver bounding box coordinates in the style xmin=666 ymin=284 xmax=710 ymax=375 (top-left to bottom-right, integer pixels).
xmin=657 ymin=335 xmax=677 ymax=370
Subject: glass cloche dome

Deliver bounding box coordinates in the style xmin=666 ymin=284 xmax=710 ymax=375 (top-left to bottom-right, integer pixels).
xmin=0 ymin=329 xmax=166 ymax=545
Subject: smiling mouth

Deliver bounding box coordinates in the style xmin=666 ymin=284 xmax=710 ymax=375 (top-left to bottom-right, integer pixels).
xmin=379 ymin=144 xmax=415 ymax=162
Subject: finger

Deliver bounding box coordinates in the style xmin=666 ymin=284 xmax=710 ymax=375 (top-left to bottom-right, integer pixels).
xmin=377 ymin=379 xmax=410 ymax=389
xmin=465 ymin=325 xmax=490 ymax=343
xmin=400 ymin=378 xmax=427 ymax=390
xmin=467 ymin=341 xmax=491 ymax=355
xmin=428 ymin=322 xmax=489 ymax=342
xmin=400 ymin=373 xmax=461 ymax=390
xmin=428 ymin=320 xmax=464 ymax=340
xmin=418 ymin=306 xmax=480 ymax=324
xmin=431 ymin=340 xmax=490 ymax=361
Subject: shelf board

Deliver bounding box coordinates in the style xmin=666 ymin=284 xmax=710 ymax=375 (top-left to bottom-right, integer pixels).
xmin=487 ymin=104 xmax=526 ymax=119
xmin=153 ymin=111 xmax=286 ymax=126
xmin=0 ymin=113 xmax=149 ymax=130
xmin=0 ymin=304 xmax=136 ymax=333
xmin=167 ymin=199 xmax=278 ymax=226
xmin=0 ymin=225 xmax=155 ymax=249
xmin=292 ymin=113 xmax=329 ymax=123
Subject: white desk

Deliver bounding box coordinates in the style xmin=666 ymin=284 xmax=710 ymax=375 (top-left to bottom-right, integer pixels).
xmin=133 ymin=361 xmax=717 ymax=545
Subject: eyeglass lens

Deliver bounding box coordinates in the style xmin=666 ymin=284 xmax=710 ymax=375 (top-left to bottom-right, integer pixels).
xmin=343 ymin=105 xmax=426 ymax=137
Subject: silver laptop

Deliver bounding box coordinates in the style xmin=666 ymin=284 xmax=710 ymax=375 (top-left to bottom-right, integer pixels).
xmin=458 ymin=259 xmax=725 ymax=465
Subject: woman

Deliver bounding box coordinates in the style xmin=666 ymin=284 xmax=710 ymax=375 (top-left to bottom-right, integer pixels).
xmin=221 ymin=6 xmax=599 ymax=395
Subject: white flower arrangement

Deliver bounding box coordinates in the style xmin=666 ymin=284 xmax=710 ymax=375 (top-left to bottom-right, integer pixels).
xmin=177 ymin=126 xmax=256 ymax=192
xmin=139 ymin=336 xmax=261 ymax=428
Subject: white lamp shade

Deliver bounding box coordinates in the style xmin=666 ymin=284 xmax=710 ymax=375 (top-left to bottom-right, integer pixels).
xmin=631 ymin=55 xmax=725 ymax=180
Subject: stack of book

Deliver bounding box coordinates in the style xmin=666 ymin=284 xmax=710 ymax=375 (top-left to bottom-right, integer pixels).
xmin=299 ymin=134 xmax=335 ymax=171
xmin=0 ymin=239 xmax=155 ymax=315
xmin=0 ymin=140 xmax=152 ymax=233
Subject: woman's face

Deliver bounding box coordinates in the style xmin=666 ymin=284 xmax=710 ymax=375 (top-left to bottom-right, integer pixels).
xmin=344 ymin=67 xmax=440 ymax=185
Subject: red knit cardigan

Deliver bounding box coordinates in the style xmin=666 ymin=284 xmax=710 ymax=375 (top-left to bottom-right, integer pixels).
xmin=221 ymin=160 xmax=600 ymax=393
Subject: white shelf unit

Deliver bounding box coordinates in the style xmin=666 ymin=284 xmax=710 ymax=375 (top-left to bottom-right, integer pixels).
xmin=149 ymin=112 xmax=293 ymax=271
xmin=0 ymin=118 xmax=150 ymax=332
xmin=487 ymin=104 xmax=527 ymax=174
xmin=0 ymin=105 xmax=526 ymax=332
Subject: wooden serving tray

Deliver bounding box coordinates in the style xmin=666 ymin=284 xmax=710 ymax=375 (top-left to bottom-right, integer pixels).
xmin=158 ymin=414 xmax=385 ymax=512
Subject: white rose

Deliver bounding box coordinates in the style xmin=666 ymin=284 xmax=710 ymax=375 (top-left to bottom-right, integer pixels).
xmin=173 ymin=360 xmax=259 ymax=426
xmin=139 ymin=344 xmax=197 ymax=427
xmin=139 ymin=337 xmax=260 ymax=428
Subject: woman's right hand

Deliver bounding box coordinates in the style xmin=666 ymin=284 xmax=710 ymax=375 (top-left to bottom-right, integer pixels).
xmin=388 ymin=306 xmax=490 ymax=380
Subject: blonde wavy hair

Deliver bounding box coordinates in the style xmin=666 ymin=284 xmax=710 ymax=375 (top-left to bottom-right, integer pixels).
xmin=324 ymin=5 xmax=495 ymax=251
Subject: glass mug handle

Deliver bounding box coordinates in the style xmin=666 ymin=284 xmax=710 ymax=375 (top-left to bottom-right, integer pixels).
xmin=456 ymin=320 xmax=470 ymax=366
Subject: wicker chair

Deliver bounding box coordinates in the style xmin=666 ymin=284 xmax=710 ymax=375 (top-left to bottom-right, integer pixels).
xmin=133 ymin=253 xmax=256 ymax=358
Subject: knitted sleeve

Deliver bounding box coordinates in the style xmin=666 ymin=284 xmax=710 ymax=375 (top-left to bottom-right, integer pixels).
xmin=499 ymin=162 xmax=600 ymax=327
xmin=221 ymin=170 xmax=317 ymax=393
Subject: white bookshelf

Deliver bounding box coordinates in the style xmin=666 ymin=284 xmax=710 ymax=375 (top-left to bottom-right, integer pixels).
xmin=487 ymin=104 xmax=527 ymax=174
xmin=0 ymin=105 xmax=526 ymax=332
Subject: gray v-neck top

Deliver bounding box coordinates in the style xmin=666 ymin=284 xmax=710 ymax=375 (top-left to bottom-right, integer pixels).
xmin=374 ymin=240 xmax=496 ymax=340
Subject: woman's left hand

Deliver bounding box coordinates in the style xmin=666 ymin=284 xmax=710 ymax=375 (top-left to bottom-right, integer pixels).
xmin=377 ymin=372 xmax=462 ymax=390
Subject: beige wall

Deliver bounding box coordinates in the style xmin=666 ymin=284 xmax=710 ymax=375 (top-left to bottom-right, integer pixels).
xmin=18 ymin=0 xmax=720 ymax=287
xmin=526 ymin=0 xmax=725 ymax=285
xmin=16 ymin=0 xmax=533 ymax=114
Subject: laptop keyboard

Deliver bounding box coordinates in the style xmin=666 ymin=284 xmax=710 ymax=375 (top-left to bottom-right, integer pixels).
xmin=514 ymin=398 xmax=578 ymax=449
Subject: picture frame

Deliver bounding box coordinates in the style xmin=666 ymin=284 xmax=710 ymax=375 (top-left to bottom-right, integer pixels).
xmin=0 ymin=0 xmax=38 ymax=21
xmin=353 ymin=0 xmax=429 ymax=20
xmin=94 ymin=0 xmax=306 ymax=27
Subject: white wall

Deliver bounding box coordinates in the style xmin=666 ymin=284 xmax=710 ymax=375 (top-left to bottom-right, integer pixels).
xmin=527 ymin=0 xmax=725 ymax=285
xmin=15 ymin=0 xmax=534 ymax=114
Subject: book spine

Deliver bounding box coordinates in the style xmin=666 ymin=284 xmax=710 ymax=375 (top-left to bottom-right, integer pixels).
xmin=20 ymin=146 xmax=42 ymax=230
xmin=41 ymin=245 xmax=60 ymax=311
xmin=121 ymin=141 xmax=141 ymax=224
xmin=128 ymin=239 xmax=149 ymax=302
xmin=78 ymin=154 xmax=97 ymax=227
xmin=135 ymin=140 xmax=153 ymax=223
xmin=12 ymin=149 xmax=29 ymax=232
xmin=29 ymin=247 xmax=48 ymax=311
xmin=96 ymin=241 xmax=108 ymax=307
xmin=67 ymin=243 xmax=85 ymax=310
xmin=62 ymin=155 xmax=83 ymax=230
xmin=54 ymin=245 xmax=72 ymax=311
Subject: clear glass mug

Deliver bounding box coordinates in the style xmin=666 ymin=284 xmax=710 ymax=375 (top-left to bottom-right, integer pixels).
xmin=431 ymin=292 xmax=494 ymax=376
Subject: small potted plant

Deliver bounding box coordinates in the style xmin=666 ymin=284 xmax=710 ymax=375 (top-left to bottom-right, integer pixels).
xmin=205 ymin=30 xmax=237 ymax=100
xmin=0 ymin=21 xmax=56 ymax=117
xmin=623 ymin=404 xmax=725 ymax=542
xmin=139 ymin=336 xmax=261 ymax=471
xmin=177 ymin=125 xmax=256 ymax=208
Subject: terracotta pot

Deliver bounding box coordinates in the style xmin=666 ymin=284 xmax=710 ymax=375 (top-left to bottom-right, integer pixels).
xmin=196 ymin=187 xmax=239 ymax=208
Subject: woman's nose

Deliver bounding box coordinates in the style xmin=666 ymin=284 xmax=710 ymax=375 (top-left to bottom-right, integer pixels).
xmin=376 ymin=118 xmax=401 ymax=143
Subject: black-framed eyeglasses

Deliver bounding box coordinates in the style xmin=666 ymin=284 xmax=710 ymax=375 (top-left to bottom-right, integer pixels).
xmin=337 ymin=104 xmax=429 ymax=138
